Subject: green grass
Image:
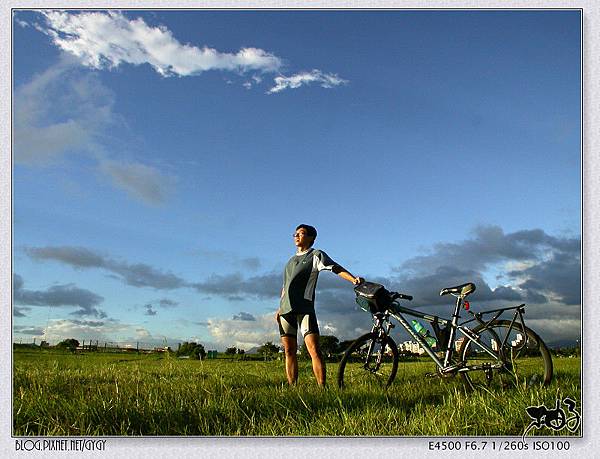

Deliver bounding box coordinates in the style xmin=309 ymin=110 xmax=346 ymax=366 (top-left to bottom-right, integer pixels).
xmin=13 ymin=349 xmax=581 ymax=436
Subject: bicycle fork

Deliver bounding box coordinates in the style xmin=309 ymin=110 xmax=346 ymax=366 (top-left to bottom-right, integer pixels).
xmin=363 ymin=317 xmax=394 ymax=373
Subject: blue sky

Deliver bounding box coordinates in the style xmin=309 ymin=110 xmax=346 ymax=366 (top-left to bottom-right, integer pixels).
xmin=12 ymin=10 xmax=581 ymax=350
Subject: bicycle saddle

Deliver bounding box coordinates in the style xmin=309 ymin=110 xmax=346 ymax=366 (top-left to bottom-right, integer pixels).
xmin=439 ymin=282 xmax=476 ymax=297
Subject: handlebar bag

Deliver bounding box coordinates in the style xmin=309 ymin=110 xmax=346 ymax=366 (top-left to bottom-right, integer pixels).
xmin=354 ymin=281 xmax=393 ymax=313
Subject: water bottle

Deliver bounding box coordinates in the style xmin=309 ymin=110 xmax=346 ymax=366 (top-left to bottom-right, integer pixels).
xmin=411 ymin=320 xmax=437 ymax=348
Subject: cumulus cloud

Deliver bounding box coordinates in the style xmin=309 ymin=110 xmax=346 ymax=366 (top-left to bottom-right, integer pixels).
xmin=18 ymin=225 xmax=579 ymax=346
xmin=23 ymin=244 xmax=273 ymax=298
xmin=524 ymin=318 xmax=581 ymax=345
xmin=315 ymin=226 xmax=580 ymax=346
xmin=507 ymin=250 xmax=580 ymax=305
xmin=232 ymin=312 xmax=256 ymax=321
xmin=38 ymin=10 xmax=283 ymax=77
xmin=191 ymin=265 xmax=350 ymax=303
xmin=98 ymin=159 xmax=175 ymax=206
xmin=391 ymin=225 xmax=580 ymax=308
xmin=139 ymin=298 xmax=179 ymax=316
xmin=197 ymin=225 xmax=580 ymax=347
xmin=25 ymin=246 xmax=187 ymax=290
xmin=35 ymin=318 xmax=131 ymax=343
xmin=399 ymin=226 xmax=578 ymax=275
xmin=267 ymin=70 xmax=348 ymax=94
xmin=13 ymin=317 xmax=188 ymax=348
xmin=207 ymin=313 xmax=279 ymax=350
xmin=14 ymin=325 xmax=46 ymax=336
xmin=191 ymin=272 xmax=281 ymax=298
xmin=13 ymin=273 xmax=106 ymax=317
xmin=159 ymin=299 xmax=179 ymax=308
xmin=28 ymin=11 xmax=346 ymax=93
xmin=144 ymin=304 xmax=157 ymax=316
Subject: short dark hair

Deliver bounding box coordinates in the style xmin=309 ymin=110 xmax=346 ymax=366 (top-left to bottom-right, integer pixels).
xmin=296 ymin=224 xmax=317 ymax=241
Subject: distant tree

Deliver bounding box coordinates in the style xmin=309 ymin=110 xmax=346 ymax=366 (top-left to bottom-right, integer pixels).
xmin=257 ymin=341 xmax=279 ymax=360
xmin=56 ymin=338 xmax=79 ymax=352
xmin=176 ymin=341 xmax=206 ymax=360
xmin=319 ymin=335 xmax=340 ymax=357
xmin=225 ymin=346 xmax=237 ymax=355
xmin=237 ymin=348 xmax=245 ymax=355
xmin=300 ymin=335 xmax=340 ymax=360
xmin=338 ymin=340 xmax=355 ymax=353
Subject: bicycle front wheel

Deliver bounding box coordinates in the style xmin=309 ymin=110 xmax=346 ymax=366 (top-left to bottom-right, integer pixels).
xmin=458 ymin=320 xmax=553 ymax=391
xmin=337 ymin=333 xmax=399 ymax=389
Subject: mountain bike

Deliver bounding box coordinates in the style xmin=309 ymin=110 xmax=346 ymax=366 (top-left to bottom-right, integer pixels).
xmin=336 ymin=281 xmax=553 ymax=391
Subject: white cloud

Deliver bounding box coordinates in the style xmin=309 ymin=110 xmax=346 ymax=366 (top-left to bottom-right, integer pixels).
xmin=99 ymin=159 xmax=175 ymax=206
xmin=40 ymin=11 xmax=282 ymax=77
xmin=207 ymin=313 xmax=279 ymax=350
xmin=14 ymin=59 xmax=175 ymax=206
xmin=321 ymin=322 xmax=338 ymax=334
xmin=26 ymin=318 xmax=186 ymax=348
xmin=135 ymin=328 xmax=152 ymax=339
xmin=14 ymin=58 xmax=113 ymax=165
xmin=40 ymin=318 xmax=131 ymax=343
xmin=524 ymin=318 xmax=581 ymax=344
xmin=32 ymin=11 xmax=347 ymax=93
xmin=268 ymin=70 xmax=348 ymax=94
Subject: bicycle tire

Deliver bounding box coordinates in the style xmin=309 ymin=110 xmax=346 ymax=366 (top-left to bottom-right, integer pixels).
xmin=337 ymin=332 xmax=399 ymax=389
xmin=458 ymin=319 xmax=553 ymax=391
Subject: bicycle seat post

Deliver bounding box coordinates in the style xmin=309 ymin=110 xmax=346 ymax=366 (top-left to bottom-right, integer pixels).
xmin=452 ymin=295 xmax=463 ymax=320
xmin=442 ymin=295 xmax=464 ymax=368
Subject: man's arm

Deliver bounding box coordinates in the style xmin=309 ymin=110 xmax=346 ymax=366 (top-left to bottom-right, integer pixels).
xmin=317 ymin=251 xmax=363 ymax=285
xmin=275 ymin=287 xmax=284 ymax=321
xmin=332 ymin=266 xmax=363 ymax=285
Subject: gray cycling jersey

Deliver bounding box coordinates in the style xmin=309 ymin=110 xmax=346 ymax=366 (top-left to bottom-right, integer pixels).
xmin=279 ymin=248 xmax=341 ymax=314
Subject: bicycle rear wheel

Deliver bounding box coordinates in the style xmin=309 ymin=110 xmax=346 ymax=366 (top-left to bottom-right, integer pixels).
xmin=337 ymin=333 xmax=399 ymax=389
xmin=458 ymin=320 xmax=553 ymax=391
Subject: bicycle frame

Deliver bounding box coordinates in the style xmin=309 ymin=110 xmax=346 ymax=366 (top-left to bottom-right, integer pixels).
xmin=377 ymin=296 xmax=530 ymax=375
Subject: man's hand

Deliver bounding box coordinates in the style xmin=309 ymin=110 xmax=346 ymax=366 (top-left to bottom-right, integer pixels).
xmin=338 ymin=271 xmax=363 ymax=285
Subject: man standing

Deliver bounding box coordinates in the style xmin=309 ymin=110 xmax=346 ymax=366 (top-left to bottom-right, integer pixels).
xmin=276 ymin=224 xmax=362 ymax=386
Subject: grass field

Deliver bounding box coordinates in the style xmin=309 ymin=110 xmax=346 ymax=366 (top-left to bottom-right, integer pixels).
xmin=13 ymin=349 xmax=581 ymax=436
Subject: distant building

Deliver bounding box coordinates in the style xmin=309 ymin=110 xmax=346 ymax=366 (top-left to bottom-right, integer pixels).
xmin=511 ymin=334 xmax=524 ymax=348
xmin=399 ymin=341 xmax=427 ymax=355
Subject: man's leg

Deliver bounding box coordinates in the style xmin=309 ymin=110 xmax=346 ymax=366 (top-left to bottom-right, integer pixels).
xmin=280 ymin=335 xmax=298 ymax=385
xmin=304 ymin=332 xmax=325 ymax=386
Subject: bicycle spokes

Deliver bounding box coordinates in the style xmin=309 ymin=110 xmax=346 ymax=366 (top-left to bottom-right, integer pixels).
xmin=460 ymin=321 xmax=552 ymax=391
xmin=338 ymin=333 xmax=399 ymax=389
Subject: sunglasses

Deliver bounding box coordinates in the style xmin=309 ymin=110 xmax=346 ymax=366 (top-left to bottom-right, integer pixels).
xmin=292 ymin=232 xmax=308 ymax=238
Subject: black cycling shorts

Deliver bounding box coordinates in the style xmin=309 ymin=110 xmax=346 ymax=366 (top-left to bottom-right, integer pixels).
xmin=278 ymin=311 xmax=320 ymax=338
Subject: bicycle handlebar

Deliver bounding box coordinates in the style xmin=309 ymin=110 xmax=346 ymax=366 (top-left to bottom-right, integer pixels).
xmin=391 ymin=292 xmax=413 ymax=301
